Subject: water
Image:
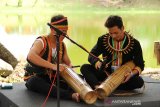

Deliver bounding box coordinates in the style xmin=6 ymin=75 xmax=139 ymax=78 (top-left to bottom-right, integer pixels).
xmin=0 ymin=12 xmax=160 ymax=71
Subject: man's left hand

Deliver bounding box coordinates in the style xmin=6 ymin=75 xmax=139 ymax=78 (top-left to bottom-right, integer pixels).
xmin=122 ymin=72 xmax=133 ymax=83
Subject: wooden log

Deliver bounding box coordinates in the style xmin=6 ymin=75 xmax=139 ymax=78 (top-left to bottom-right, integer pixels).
xmin=0 ymin=69 xmax=12 ymax=78
xmin=0 ymin=42 xmax=18 ymax=69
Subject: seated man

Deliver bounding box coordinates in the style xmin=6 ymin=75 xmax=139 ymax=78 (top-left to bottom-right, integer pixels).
xmin=24 ymin=14 xmax=80 ymax=102
xmin=80 ymin=15 xmax=144 ymax=90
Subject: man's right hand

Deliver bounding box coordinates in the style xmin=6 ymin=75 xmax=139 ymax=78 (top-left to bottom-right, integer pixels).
xmin=59 ymin=64 xmax=66 ymax=72
xmin=52 ymin=64 xmax=66 ymax=72
xmin=95 ymin=61 xmax=102 ymax=70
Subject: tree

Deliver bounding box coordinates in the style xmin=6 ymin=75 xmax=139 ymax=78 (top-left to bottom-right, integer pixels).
xmin=32 ymin=0 xmax=39 ymax=7
xmin=18 ymin=0 xmax=23 ymax=7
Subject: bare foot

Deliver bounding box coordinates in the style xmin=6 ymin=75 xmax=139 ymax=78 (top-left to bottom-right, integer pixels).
xmin=72 ymin=93 xmax=80 ymax=102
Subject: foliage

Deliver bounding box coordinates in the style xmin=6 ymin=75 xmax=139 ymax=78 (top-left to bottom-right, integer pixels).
xmin=1 ymin=0 xmax=160 ymax=10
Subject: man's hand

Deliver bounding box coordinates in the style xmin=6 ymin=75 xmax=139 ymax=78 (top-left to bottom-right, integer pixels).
xmin=122 ymin=72 xmax=133 ymax=83
xmin=95 ymin=61 xmax=102 ymax=70
xmin=52 ymin=64 xmax=66 ymax=72
xmin=59 ymin=64 xmax=66 ymax=72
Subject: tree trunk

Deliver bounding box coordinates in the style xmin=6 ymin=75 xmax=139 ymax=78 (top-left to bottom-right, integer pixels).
xmin=32 ymin=0 xmax=39 ymax=7
xmin=18 ymin=0 xmax=23 ymax=7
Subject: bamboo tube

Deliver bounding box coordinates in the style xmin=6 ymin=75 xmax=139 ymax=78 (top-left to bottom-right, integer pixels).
xmin=96 ymin=61 xmax=135 ymax=99
xmin=60 ymin=66 xmax=97 ymax=104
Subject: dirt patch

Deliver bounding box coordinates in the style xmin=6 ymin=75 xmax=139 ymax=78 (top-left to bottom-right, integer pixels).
xmin=82 ymin=0 xmax=124 ymax=7
xmin=82 ymin=0 xmax=160 ymax=9
xmin=141 ymin=68 xmax=160 ymax=80
xmin=0 ymin=59 xmax=26 ymax=83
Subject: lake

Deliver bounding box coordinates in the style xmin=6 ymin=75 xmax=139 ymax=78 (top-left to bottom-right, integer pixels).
xmin=0 ymin=11 xmax=160 ymax=71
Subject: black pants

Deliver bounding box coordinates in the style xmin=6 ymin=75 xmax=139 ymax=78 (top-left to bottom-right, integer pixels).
xmin=80 ymin=64 xmax=144 ymax=90
xmin=25 ymin=75 xmax=73 ymax=100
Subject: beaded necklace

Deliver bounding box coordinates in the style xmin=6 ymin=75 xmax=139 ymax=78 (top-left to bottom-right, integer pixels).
xmin=112 ymin=35 xmax=126 ymax=65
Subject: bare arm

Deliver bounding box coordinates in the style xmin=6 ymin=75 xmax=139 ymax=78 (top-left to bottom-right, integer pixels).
xmin=27 ymin=40 xmax=57 ymax=70
xmin=62 ymin=43 xmax=72 ymax=67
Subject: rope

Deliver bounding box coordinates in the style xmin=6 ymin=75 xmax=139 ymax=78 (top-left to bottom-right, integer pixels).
xmin=41 ymin=71 xmax=57 ymax=107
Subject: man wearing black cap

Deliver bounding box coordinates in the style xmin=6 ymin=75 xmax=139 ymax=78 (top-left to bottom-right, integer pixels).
xmin=24 ymin=15 xmax=80 ymax=102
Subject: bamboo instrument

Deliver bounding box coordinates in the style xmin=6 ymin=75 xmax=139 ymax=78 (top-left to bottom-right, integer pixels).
xmin=60 ymin=66 xmax=97 ymax=104
xmin=96 ymin=61 xmax=135 ymax=99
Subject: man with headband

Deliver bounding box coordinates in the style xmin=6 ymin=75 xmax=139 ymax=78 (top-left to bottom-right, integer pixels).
xmin=24 ymin=15 xmax=80 ymax=102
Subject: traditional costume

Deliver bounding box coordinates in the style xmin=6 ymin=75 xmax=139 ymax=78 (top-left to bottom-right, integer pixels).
xmin=24 ymin=17 xmax=75 ymax=100
xmin=81 ymin=32 xmax=145 ymax=90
